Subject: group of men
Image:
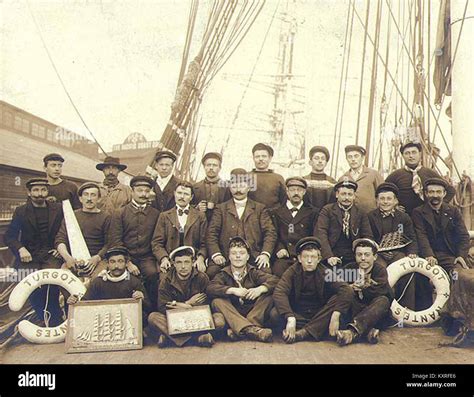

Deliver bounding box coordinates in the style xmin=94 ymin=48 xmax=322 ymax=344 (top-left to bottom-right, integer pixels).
xmin=4 ymin=140 xmax=471 ymax=348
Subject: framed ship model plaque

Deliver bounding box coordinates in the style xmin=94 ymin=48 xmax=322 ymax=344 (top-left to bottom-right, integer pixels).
xmin=166 ymin=305 xmax=215 ymax=336
xmin=65 ymin=298 xmax=142 ymax=353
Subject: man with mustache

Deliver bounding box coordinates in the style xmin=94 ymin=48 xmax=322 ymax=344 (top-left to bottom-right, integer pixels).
xmin=4 ymin=178 xmax=64 ymax=326
xmin=271 ymin=177 xmax=319 ymax=277
xmin=42 ymin=153 xmax=81 ymax=209
xmin=151 ymin=151 xmax=181 ymax=212
xmin=152 ymin=181 xmax=208 ymax=276
xmin=314 ymin=180 xmax=373 ymax=269
xmin=96 ymin=156 xmax=132 ymax=216
xmin=206 ymin=168 xmax=277 ymax=279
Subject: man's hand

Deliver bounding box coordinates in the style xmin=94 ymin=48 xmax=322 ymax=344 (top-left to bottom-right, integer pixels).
xmin=245 ymin=286 xmax=267 ymax=301
xmin=67 ymin=295 xmax=79 ymax=305
xmin=83 ymin=255 xmax=101 ymax=274
xmin=426 ymin=256 xmax=438 ymax=267
xmin=276 ymin=249 xmax=290 ymax=259
xmin=132 ymin=290 xmax=144 ymax=300
xmin=185 ymin=293 xmax=207 ymax=306
xmin=193 ymin=256 xmax=207 ymax=273
xmin=454 ymin=256 xmax=469 ymax=270
xmin=213 ymin=254 xmax=226 ymax=266
xmin=397 ymin=205 xmax=406 ymax=213
xmin=18 ymin=247 xmax=32 ymax=263
xmin=127 ymin=261 xmax=140 ymax=276
xmin=283 ymin=317 xmax=297 ymax=343
xmin=197 ymin=201 xmax=208 ymax=212
xmin=329 ymin=311 xmax=341 ymax=337
xmin=160 ymin=257 xmax=171 ymax=273
xmin=255 ymin=253 xmax=270 ymax=269
xmin=408 ymin=253 xmax=418 ymax=259
xmin=63 ymin=257 xmax=78 ymax=270
xmin=227 ymin=287 xmax=249 ymax=298
xmin=166 ymin=301 xmax=193 ymax=310
xmin=48 ymin=249 xmax=62 ymax=259
xmin=327 ymin=257 xmax=341 ymax=267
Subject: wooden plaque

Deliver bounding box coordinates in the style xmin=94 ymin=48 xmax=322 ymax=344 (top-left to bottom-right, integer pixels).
xmin=166 ymin=305 xmax=215 ymax=336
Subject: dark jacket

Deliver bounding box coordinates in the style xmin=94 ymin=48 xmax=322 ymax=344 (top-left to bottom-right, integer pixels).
xmin=273 ymin=262 xmax=354 ymax=319
xmin=4 ymin=201 xmax=63 ymax=259
xmin=152 ymin=175 xmax=181 ymax=212
xmin=191 ymin=178 xmax=231 ymax=222
xmin=271 ymin=204 xmax=319 ymax=257
xmin=152 ymin=206 xmax=208 ymax=263
xmin=412 ymin=203 xmax=470 ymax=259
xmin=157 ymin=267 xmax=210 ymax=314
xmin=109 ymin=203 xmax=160 ymax=258
xmin=314 ymin=203 xmax=373 ymax=259
xmin=367 ymin=208 xmax=418 ymax=255
xmin=351 ymin=261 xmax=394 ymax=304
xmin=207 ymin=198 xmax=277 ymax=260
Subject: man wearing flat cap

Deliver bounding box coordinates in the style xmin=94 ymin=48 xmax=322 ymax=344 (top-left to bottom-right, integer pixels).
xmin=385 ymin=142 xmax=455 ymax=214
xmin=109 ymin=175 xmax=161 ymax=310
xmin=151 ymin=150 xmax=181 ymax=212
xmin=273 ymin=237 xmax=354 ymax=343
xmin=270 ymin=177 xmax=319 ymax=277
xmin=314 ymin=180 xmax=373 ymax=269
xmin=206 ymin=168 xmax=277 ymax=279
xmin=192 ymin=152 xmax=231 ymax=222
xmin=248 ymin=143 xmax=287 ymax=210
xmin=148 ymin=246 xmax=225 ymax=348
xmin=207 ymin=237 xmax=279 ymax=343
xmin=42 ymin=153 xmax=81 ymax=209
xmin=338 ymin=145 xmax=384 ymax=214
xmin=304 ymin=146 xmax=337 ymax=209
xmin=4 ymin=178 xmax=65 ymax=326
xmin=96 ymin=156 xmax=132 ymax=216
xmin=336 ymin=238 xmax=393 ymax=346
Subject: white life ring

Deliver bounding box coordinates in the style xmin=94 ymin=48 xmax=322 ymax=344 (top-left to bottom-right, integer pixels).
xmin=9 ymin=269 xmax=86 ymax=344
xmin=387 ymin=257 xmax=450 ymax=326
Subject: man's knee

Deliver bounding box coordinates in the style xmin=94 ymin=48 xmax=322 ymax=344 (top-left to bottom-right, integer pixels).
xmin=212 ymin=312 xmax=226 ymax=329
xmin=211 ymin=298 xmax=229 ymax=311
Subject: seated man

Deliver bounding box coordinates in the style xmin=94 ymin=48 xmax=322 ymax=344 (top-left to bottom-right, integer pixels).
xmin=273 ymin=237 xmax=354 ymax=344
xmin=336 ymin=239 xmax=393 ymax=346
xmin=207 ymin=237 xmax=279 ymax=342
xmin=148 ymin=246 xmax=224 ymax=348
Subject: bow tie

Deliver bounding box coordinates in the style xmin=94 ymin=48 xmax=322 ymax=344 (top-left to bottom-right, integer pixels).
xmin=290 ymin=207 xmax=299 ymax=213
xmin=177 ymin=208 xmax=189 ymax=216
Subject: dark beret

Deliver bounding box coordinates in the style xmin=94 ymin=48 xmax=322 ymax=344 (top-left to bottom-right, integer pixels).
xmin=26 ymin=178 xmax=49 ymax=190
xmin=375 ymin=182 xmax=399 ymax=197
xmin=334 ymin=180 xmax=358 ymax=191
xmin=424 ymin=177 xmax=449 ymax=190
xmin=285 ymin=177 xmax=308 ymax=189
xmin=252 ymin=143 xmax=274 ymax=157
xmin=78 ymin=182 xmax=101 ymax=196
xmin=309 ymin=146 xmax=330 ymax=161
xmin=400 ymin=142 xmax=422 ymax=154
xmin=104 ymin=246 xmax=129 ymax=260
xmin=344 ymin=145 xmax=367 ymax=156
xmin=155 ymin=150 xmax=177 ymax=162
xmin=201 ymin=152 xmax=222 ymax=165
xmin=43 ymin=153 xmax=65 ymax=163
xmin=295 ymin=237 xmax=322 ymax=254
xmin=130 ymin=175 xmax=154 ymax=188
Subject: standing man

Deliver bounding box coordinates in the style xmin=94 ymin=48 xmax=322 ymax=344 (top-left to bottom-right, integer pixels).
xmin=43 ymin=153 xmax=81 ymax=209
xmin=339 ymin=145 xmax=384 ymax=214
xmin=271 ymin=177 xmax=319 ymax=277
xmin=96 ymin=156 xmax=132 ymax=215
xmin=192 ymin=152 xmax=231 ymax=222
xmin=206 ymin=168 xmax=277 ymax=278
xmin=4 ymin=178 xmax=64 ymax=326
xmin=248 ymin=143 xmax=286 ymax=210
xmin=152 ymin=182 xmax=208 ymax=275
xmin=304 ymin=146 xmax=337 ymax=209
xmin=385 ymin=142 xmax=455 ymax=214
xmin=109 ymin=175 xmax=161 ymax=310
xmin=315 ymin=180 xmax=373 ymax=269
xmin=152 ymin=150 xmax=181 ymax=212
xmin=273 ymin=237 xmax=354 ymax=344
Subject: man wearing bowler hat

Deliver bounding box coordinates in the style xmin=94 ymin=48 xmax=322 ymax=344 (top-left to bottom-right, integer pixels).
xmin=96 ymin=156 xmax=132 ymax=215
xmin=151 ymin=150 xmax=181 ymax=212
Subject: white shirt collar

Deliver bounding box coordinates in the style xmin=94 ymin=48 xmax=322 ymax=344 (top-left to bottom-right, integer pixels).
xmin=286 ymin=200 xmax=303 ymax=211
xmin=156 ymin=173 xmax=173 ymax=188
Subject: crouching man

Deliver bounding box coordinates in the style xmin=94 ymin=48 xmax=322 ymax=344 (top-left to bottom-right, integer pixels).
xmin=336 ymin=238 xmax=393 ymax=346
xmin=207 ymin=237 xmax=279 ymax=342
xmin=148 ymin=246 xmax=225 ymax=348
xmin=273 ymin=237 xmax=354 ymax=343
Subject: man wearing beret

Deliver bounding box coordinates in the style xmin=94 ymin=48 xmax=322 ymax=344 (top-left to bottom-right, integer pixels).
xmin=248 ymin=143 xmax=287 ymax=210
xmin=192 ymin=152 xmax=231 ymax=222
xmin=304 ymin=146 xmax=337 ymax=209
xmin=96 ymin=156 xmax=132 ymax=216
xmin=385 ymin=142 xmax=455 ymax=214
xmin=109 ymin=175 xmax=161 ymax=310
xmin=42 ymin=153 xmax=81 ymax=209
xmin=336 ymin=238 xmax=393 ymax=346
xmin=206 ymin=168 xmax=277 ymax=279
xmin=273 ymin=237 xmax=354 ymax=343
xmin=314 ymin=180 xmax=373 ymax=269
xmin=338 ymin=145 xmax=384 ymax=214
xmin=207 ymin=237 xmax=279 ymax=342
xmin=151 ymin=150 xmax=181 ymax=212
xmin=4 ymin=178 xmax=65 ymax=326
xmin=270 ymin=177 xmax=319 ymax=277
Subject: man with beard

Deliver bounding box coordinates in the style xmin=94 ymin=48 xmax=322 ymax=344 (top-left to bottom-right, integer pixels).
xmin=248 ymin=143 xmax=286 ymax=210
xmin=314 ymin=180 xmax=373 ymax=269
xmin=55 ymin=182 xmax=111 ymax=278
xmin=273 ymin=237 xmax=354 ymax=343
xmin=192 ymin=152 xmax=231 ymax=222
xmin=109 ymin=176 xmax=161 ymax=310
xmin=152 ymin=151 xmax=181 ymax=212
xmin=42 ymin=153 xmax=81 ymax=209
xmin=385 ymin=142 xmax=455 ymax=214
xmin=152 ymin=182 xmax=208 ymax=275
xmin=206 ymin=168 xmax=277 ymax=278
xmin=338 ymin=145 xmax=384 ymax=214
xmin=303 ymin=146 xmax=336 ymax=209
xmin=96 ymin=156 xmax=132 ymax=215
xmin=4 ymin=178 xmax=64 ymax=326
xmin=271 ymin=177 xmax=319 ymax=277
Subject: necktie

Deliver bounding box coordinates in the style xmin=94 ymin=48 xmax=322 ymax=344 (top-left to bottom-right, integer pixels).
xmin=178 ymin=208 xmax=189 ymax=216
xmin=338 ymin=203 xmax=352 ymax=238
xmin=404 ymin=165 xmax=424 ymax=201
xmin=290 ymin=207 xmax=299 ymax=217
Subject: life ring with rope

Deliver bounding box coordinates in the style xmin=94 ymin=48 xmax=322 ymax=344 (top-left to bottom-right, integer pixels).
xmin=387 ymin=257 xmax=450 ymax=326
xmin=8 ymin=268 xmax=86 ymax=344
